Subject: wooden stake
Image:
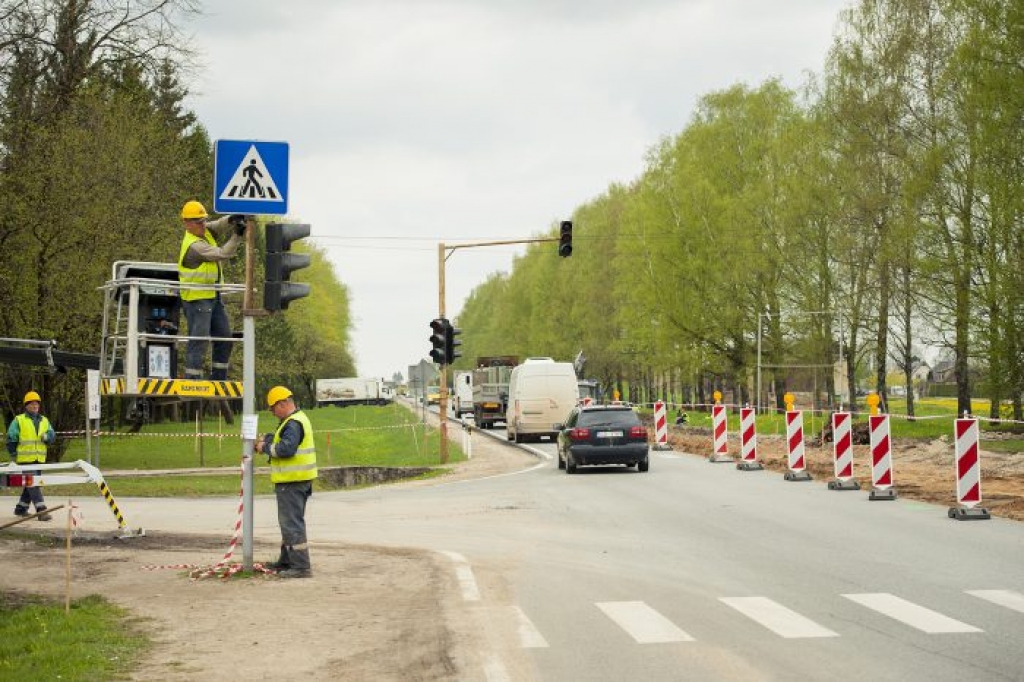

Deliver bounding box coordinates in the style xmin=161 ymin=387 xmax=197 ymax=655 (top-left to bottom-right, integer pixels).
xmin=65 ymin=500 xmax=72 ymax=614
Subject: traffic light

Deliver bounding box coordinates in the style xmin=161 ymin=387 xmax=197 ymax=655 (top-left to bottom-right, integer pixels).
xmin=558 ymin=220 xmax=573 ymax=257
xmin=429 ymin=318 xmax=447 ymax=365
xmin=445 ymin=322 xmax=462 ymax=365
xmin=264 ymin=223 xmax=311 ymax=311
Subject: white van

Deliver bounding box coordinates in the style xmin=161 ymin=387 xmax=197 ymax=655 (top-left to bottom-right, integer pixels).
xmin=505 ymin=358 xmax=579 ymax=443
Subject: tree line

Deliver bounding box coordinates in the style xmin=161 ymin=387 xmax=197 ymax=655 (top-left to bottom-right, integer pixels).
xmin=455 ymin=0 xmax=1022 ymax=420
xmin=0 ymin=1 xmax=354 ymax=443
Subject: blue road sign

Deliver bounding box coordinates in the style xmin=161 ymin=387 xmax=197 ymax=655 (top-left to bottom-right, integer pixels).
xmin=214 ymin=140 xmax=289 ymax=215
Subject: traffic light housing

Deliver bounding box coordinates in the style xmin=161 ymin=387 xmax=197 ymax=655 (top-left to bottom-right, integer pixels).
xmin=558 ymin=220 xmax=573 ymax=257
xmin=445 ymin=322 xmax=462 ymax=365
xmin=264 ymin=223 xmax=311 ymax=311
xmin=429 ymin=318 xmax=447 ymax=365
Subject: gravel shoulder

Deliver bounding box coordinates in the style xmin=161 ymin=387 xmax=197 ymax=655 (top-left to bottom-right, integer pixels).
xmin=0 ymin=418 xmax=538 ymax=681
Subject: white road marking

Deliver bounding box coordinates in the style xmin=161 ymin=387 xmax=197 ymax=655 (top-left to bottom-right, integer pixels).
xmin=438 ymin=551 xmax=480 ymax=602
xmin=596 ymin=601 xmax=694 ymax=643
xmin=966 ymin=589 xmax=1024 ymax=615
xmin=512 ymin=606 xmax=549 ymax=648
xmin=843 ymin=593 xmax=982 ymax=633
xmin=720 ymin=597 xmax=839 ymax=638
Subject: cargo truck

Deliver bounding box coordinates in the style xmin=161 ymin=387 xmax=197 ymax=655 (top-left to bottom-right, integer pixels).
xmin=471 ymin=356 xmax=518 ymax=429
xmin=315 ymin=377 xmax=394 ymax=407
xmin=452 ymin=370 xmax=475 ymax=416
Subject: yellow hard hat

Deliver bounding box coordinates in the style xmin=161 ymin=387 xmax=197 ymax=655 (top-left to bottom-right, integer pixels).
xmin=180 ymin=200 xmax=208 ymax=220
xmin=267 ymin=386 xmax=293 ymax=408
xmin=23 ymin=390 xmax=41 ymax=405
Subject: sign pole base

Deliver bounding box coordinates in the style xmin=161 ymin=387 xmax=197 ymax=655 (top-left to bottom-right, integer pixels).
xmin=869 ymin=487 xmax=898 ymax=501
xmin=707 ymin=453 xmax=734 ymax=463
xmin=828 ymin=478 xmax=861 ymax=491
xmin=736 ymin=460 xmax=763 ymax=471
xmin=784 ymin=470 xmax=812 ymax=481
xmin=948 ymin=506 xmax=990 ymax=520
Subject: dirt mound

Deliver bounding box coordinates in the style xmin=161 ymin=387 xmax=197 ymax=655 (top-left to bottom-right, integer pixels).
xmin=669 ymin=428 xmax=1024 ymax=521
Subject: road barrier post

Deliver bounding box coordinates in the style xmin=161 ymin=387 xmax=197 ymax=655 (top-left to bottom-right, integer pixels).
xmin=949 ymin=417 xmax=990 ymax=520
xmin=783 ymin=407 xmax=812 ymax=481
xmin=653 ymin=400 xmax=671 ymax=451
xmin=868 ymin=414 xmax=897 ymax=500
xmin=737 ymin=405 xmax=763 ymax=471
xmin=708 ymin=392 xmax=732 ymax=463
xmin=828 ymin=412 xmax=860 ymax=490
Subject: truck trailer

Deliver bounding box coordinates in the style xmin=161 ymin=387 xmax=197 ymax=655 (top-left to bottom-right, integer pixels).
xmin=315 ymin=377 xmax=395 ymax=407
xmin=471 ymin=356 xmax=518 ymax=429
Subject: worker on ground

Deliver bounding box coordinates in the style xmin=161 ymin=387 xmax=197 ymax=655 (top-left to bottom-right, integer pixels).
xmin=8 ymin=391 xmax=55 ymax=521
xmin=255 ymin=386 xmax=318 ymax=578
xmin=177 ymin=200 xmax=247 ymax=381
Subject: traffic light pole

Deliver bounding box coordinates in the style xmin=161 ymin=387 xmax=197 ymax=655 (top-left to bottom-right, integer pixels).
xmin=241 ymin=218 xmax=257 ymax=571
xmin=436 ymin=235 xmax=560 ymax=464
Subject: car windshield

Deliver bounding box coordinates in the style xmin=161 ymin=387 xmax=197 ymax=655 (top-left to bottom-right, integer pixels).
xmin=577 ymin=410 xmax=639 ymax=428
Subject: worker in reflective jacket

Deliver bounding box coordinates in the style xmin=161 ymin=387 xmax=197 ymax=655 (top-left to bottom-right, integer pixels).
xmin=7 ymin=391 xmax=55 ymax=521
xmin=177 ymin=200 xmax=247 ymax=381
xmin=256 ymin=385 xmax=318 ymax=578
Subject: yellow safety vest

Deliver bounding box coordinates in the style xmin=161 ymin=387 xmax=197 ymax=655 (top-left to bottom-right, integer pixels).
xmin=178 ymin=231 xmax=220 ymax=302
xmin=270 ymin=410 xmax=318 ymax=484
xmin=14 ymin=413 xmax=51 ymax=464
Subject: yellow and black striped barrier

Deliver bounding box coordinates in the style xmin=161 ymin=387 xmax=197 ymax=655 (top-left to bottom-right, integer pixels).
xmin=100 ymin=378 xmax=243 ymax=398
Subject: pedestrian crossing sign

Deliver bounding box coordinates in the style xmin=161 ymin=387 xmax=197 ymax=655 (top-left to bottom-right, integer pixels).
xmin=213 ymin=139 xmax=289 ymax=215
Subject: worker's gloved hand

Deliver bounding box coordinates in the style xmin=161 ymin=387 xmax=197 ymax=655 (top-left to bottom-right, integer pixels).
xmin=229 ymin=214 xmax=248 ymax=234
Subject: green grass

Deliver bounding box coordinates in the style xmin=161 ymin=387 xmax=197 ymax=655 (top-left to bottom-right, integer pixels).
xmin=0 ymin=593 xmax=148 ymax=681
xmin=1 ymin=404 xmax=462 ymax=498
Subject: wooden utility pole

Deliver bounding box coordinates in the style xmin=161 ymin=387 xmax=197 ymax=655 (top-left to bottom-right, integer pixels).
xmin=436 ymin=236 xmax=559 ymax=464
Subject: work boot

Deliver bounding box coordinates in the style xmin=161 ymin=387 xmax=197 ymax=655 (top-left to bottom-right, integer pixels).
xmin=264 ymin=560 xmax=290 ymax=571
xmin=14 ymin=506 xmax=29 ymax=517
xmin=36 ymin=508 xmax=52 ymax=522
xmin=277 ymin=568 xmax=312 ymax=579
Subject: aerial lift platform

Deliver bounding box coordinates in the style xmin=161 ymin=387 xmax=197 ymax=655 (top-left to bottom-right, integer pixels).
xmin=98 ymin=261 xmax=245 ymax=422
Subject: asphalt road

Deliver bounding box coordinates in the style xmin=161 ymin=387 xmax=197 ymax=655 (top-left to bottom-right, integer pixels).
xmin=69 ymin=429 xmax=1024 ymax=681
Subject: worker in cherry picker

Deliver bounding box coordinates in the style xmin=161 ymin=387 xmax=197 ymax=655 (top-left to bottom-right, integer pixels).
xmin=177 ymin=200 xmax=247 ymax=381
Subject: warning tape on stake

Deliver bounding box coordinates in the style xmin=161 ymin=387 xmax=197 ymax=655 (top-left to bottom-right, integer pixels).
xmin=56 ymin=423 xmax=425 ymax=439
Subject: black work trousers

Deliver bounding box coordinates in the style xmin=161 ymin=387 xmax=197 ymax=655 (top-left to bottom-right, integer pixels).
xmin=275 ymin=480 xmax=313 ymax=571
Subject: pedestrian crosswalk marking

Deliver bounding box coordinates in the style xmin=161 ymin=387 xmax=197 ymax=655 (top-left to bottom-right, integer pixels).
xmin=596 ymin=601 xmax=694 ymax=643
xmin=218 ymin=144 xmax=282 ymax=203
xmin=967 ymin=589 xmax=1024 ymax=615
xmin=843 ymin=593 xmax=982 ymax=633
xmin=720 ymin=597 xmax=839 ymax=638
xmin=513 ymin=606 xmax=549 ymax=648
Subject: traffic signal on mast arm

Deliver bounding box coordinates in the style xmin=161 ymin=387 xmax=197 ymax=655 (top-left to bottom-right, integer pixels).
xmin=264 ymin=223 xmax=311 ymax=311
xmin=445 ymin=321 xmax=462 ymax=365
xmin=429 ymin=318 xmax=447 ymax=365
xmin=558 ymin=220 xmax=573 ymax=257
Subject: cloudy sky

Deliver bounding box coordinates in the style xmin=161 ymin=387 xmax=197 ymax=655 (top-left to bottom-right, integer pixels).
xmin=188 ymin=0 xmax=851 ymax=380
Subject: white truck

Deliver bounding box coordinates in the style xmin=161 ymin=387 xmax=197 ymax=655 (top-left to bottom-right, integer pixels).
xmin=315 ymin=377 xmax=395 ymax=407
xmin=452 ymin=370 xmax=475 ymax=417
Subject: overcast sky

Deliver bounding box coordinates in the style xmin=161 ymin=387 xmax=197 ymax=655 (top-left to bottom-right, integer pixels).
xmin=188 ymin=0 xmax=851 ymax=380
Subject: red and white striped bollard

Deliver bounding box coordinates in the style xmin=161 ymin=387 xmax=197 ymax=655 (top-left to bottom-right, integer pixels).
xmin=868 ymin=414 xmax=897 ymax=500
xmin=784 ymin=409 xmax=812 ymax=481
xmin=709 ymin=404 xmax=732 ymax=462
xmin=737 ymin=406 xmax=763 ymax=471
xmin=948 ymin=417 xmax=990 ymax=520
xmin=828 ymin=412 xmax=860 ymax=490
xmin=652 ymin=400 xmax=670 ymax=450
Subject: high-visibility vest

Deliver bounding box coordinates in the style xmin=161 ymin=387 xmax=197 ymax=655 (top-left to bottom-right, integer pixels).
xmin=14 ymin=413 xmax=51 ymax=464
xmin=270 ymin=410 xmax=318 ymax=484
xmin=178 ymin=231 xmax=220 ymax=302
